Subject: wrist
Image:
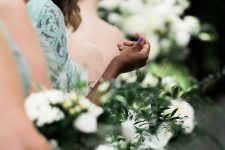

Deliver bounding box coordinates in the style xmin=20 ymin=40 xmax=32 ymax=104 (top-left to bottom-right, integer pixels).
xmin=102 ymin=57 xmax=121 ymax=81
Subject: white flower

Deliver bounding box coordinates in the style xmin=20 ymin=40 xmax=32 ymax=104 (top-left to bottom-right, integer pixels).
xmin=98 ymin=81 xmax=111 ymax=93
xmin=139 ymin=123 xmax=173 ymax=150
xmin=95 ymin=145 xmax=117 ymax=150
xmin=25 ymin=90 xmax=65 ymax=127
xmin=165 ymin=99 xmax=195 ymax=134
xmin=79 ymin=98 xmax=104 ymax=117
xmin=119 ymin=72 xmax=137 ymax=83
xmin=161 ymin=76 xmax=177 ymax=89
xmin=108 ymin=13 xmax=123 ymax=25
xmin=147 ymin=35 xmax=160 ymax=60
xmin=74 ymin=113 xmax=98 ymax=133
xmin=175 ymin=30 xmax=191 ymax=46
xmin=123 ymin=14 xmax=150 ymax=35
xmin=74 ymin=98 xmax=103 ymax=133
xmin=141 ymin=74 xmax=159 ymax=87
xmin=49 ymin=139 xmax=62 ymax=150
xmin=199 ymin=33 xmax=213 ymax=41
xmin=119 ymin=0 xmax=144 ymax=14
xmin=122 ymin=120 xmax=137 ymax=140
xmin=98 ymin=0 xmax=120 ymax=11
xmin=183 ymin=16 xmax=200 ymax=34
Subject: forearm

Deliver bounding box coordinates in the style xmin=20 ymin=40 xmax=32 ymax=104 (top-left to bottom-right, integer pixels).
xmin=0 ymin=0 xmax=51 ymax=89
xmin=87 ymin=58 xmax=120 ymax=105
xmin=0 ymin=108 xmax=51 ymax=150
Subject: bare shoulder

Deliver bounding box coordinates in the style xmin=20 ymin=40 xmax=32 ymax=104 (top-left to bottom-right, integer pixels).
xmin=99 ymin=19 xmax=124 ymax=40
xmin=0 ymin=0 xmax=24 ymax=14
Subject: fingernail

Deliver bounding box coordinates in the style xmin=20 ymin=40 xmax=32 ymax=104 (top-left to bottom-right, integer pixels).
xmin=138 ymin=37 xmax=144 ymax=43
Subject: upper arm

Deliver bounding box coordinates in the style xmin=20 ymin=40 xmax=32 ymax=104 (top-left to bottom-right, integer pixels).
xmin=0 ymin=0 xmax=51 ymax=88
xmin=36 ymin=2 xmax=69 ymax=64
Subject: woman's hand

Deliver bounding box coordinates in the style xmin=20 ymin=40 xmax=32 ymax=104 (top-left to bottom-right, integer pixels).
xmin=114 ymin=33 xmax=150 ymax=74
xmin=87 ymin=34 xmax=150 ymax=105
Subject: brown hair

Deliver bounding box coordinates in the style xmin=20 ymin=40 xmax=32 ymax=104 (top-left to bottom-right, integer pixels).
xmin=52 ymin=0 xmax=81 ymax=31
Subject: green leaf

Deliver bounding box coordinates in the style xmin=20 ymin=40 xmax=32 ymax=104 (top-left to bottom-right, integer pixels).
xmin=171 ymin=108 xmax=178 ymax=117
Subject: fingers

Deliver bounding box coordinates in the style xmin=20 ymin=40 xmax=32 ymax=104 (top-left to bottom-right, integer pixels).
xmin=137 ymin=34 xmax=150 ymax=59
xmin=117 ymin=43 xmax=126 ymax=51
xmin=136 ymin=33 xmax=146 ymax=45
xmin=117 ymin=40 xmax=137 ymax=51
xmin=123 ymin=40 xmax=136 ymax=47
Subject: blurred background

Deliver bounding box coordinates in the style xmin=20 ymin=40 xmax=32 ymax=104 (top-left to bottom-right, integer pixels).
xmin=98 ymin=0 xmax=225 ymax=149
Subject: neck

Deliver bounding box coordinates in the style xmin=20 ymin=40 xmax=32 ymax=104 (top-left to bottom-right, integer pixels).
xmin=79 ymin=0 xmax=99 ymax=15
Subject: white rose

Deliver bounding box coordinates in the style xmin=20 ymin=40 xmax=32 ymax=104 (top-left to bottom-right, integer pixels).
xmin=74 ymin=113 xmax=98 ymax=133
xmin=122 ymin=120 xmax=137 ymax=140
xmin=139 ymin=123 xmax=173 ymax=150
xmin=95 ymin=145 xmax=117 ymax=150
xmin=165 ymin=99 xmax=195 ymax=134
xmin=141 ymin=74 xmax=159 ymax=87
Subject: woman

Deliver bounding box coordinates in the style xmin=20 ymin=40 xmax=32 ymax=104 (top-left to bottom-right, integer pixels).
xmin=68 ymin=0 xmax=124 ymax=77
xmin=0 ymin=28 xmax=50 ymax=150
xmin=26 ymin=0 xmax=150 ymax=103
xmin=0 ymin=0 xmax=52 ymax=89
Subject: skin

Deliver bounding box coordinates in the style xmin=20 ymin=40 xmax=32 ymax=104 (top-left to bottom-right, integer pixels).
xmin=68 ymin=0 xmax=124 ymax=83
xmin=88 ymin=33 xmax=151 ymax=104
xmin=0 ymin=0 xmax=51 ymax=89
xmin=0 ymin=31 xmax=51 ymax=150
xmin=68 ymin=38 xmax=104 ymax=87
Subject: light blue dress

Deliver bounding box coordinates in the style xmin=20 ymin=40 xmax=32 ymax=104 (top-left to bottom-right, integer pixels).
xmin=0 ymin=21 xmax=31 ymax=95
xmin=27 ymin=0 xmax=88 ymax=92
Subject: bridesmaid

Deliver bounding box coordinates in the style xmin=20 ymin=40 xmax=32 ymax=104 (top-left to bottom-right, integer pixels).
xmin=68 ymin=0 xmax=124 ymax=77
xmin=0 ymin=0 xmax=51 ymax=89
xmin=27 ymin=0 xmax=88 ymax=92
xmin=26 ymin=0 xmax=151 ymax=104
xmin=0 ymin=30 xmax=50 ymax=150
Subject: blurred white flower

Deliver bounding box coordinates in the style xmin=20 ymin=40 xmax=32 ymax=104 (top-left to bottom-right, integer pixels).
xmin=98 ymin=0 xmax=120 ymax=11
xmin=108 ymin=13 xmax=123 ymax=25
xmin=95 ymin=145 xmax=117 ymax=150
xmin=184 ymin=16 xmax=200 ymax=34
xmin=74 ymin=113 xmax=98 ymax=133
xmin=74 ymin=98 xmax=103 ymax=133
xmin=141 ymin=74 xmax=159 ymax=87
xmin=147 ymin=35 xmax=160 ymax=60
xmin=119 ymin=0 xmax=144 ymax=14
xmin=79 ymin=98 xmax=104 ymax=117
xmin=199 ymin=33 xmax=213 ymax=41
xmin=122 ymin=120 xmax=137 ymax=140
xmin=161 ymin=76 xmax=177 ymax=89
xmin=98 ymin=81 xmax=111 ymax=93
xmin=139 ymin=123 xmax=173 ymax=150
xmin=123 ymin=14 xmax=150 ymax=35
xmin=165 ymin=99 xmax=195 ymax=134
xmin=25 ymin=90 xmax=65 ymax=127
xmin=175 ymin=31 xmax=191 ymax=46
xmin=119 ymin=72 xmax=137 ymax=83
xmin=49 ymin=139 xmax=62 ymax=150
